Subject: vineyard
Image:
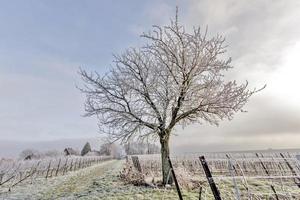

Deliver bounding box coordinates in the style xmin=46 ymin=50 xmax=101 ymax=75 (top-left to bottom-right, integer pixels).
xmin=1 ymin=151 xmax=300 ymax=199
xmin=0 ymin=155 xmax=112 ymax=193
xmin=125 ymin=151 xmax=300 ymax=200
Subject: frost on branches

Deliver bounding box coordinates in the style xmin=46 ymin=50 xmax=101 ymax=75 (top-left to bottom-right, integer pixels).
xmin=79 ymin=9 xmax=264 ymax=185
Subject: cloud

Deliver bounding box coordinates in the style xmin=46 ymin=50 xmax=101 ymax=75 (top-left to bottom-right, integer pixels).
xmin=184 ymin=0 xmax=300 ymax=73
xmin=171 ymin=91 xmax=300 ymax=152
xmin=1 ymin=1 xmax=300 ymax=152
xmin=0 ymin=60 xmax=98 ymax=141
xmin=136 ymin=0 xmax=300 ymax=150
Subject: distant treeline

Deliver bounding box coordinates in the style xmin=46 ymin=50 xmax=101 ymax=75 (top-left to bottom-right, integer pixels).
xmin=124 ymin=142 xmax=160 ymax=155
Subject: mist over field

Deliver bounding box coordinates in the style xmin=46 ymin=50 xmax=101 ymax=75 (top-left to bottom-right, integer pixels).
xmin=1 ymin=1 xmax=300 ymax=199
xmin=1 ymin=1 xmax=300 ymax=156
xmin=0 ymin=138 xmax=101 ymax=158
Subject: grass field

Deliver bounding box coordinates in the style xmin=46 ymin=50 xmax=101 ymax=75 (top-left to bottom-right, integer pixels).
xmin=0 ymin=160 xmax=199 ymax=200
xmin=1 ymin=151 xmax=300 ymax=200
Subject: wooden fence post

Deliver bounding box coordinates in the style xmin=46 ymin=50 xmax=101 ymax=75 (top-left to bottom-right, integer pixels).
xmin=78 ymin=159 xmax=81 ymax=169
xmin=255 ymin=153 xmax=279 ymax=200
xmin=199 ymin=156 xmax=222 ymax=200
xmin=69 ymin=159 xmax=73 ymax=171
xmin=55 ymin=158 xmax=61 ymax=176
xmin=45 ymin=160 xmax=51 ymax=179
xmin=62 ymin=159 xmax=68 ymax=175
xmin=199 ymin=186 xmax=202 ymax=200
xmin=279 ymin=153 xmax=300 ymax=188
xmin=167 ymin=156 xmax=183 ymax=200
xmin=131 ymin=156 xmax=142 ymax=172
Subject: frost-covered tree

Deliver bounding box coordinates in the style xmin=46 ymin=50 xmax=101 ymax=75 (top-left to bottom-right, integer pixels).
xmin=99 ymin=143 xmax=111 ymax=156
xmin=80 ymin=9 xmax=264 ymax=184
xmin=64 ymin=147 xmax=79 ymax=156
xmin=81 ymin=142 xmax=91 ymax=156
xmin=99 ymin=142 xmax=123 ymax=158
xmin=43 ymin=150 xmax=61 ymax=158
xmin=19 ymin=149 xmax=41 ymax=160
xmin=124 ymin=142 xmax=160 ymax=155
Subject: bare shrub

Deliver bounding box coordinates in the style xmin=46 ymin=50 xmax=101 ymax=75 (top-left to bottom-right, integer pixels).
xmin=120 ymin=162 xmax=146 ymax=186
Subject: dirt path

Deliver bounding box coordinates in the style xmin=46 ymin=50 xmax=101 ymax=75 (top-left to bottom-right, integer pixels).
xmin=0 ymin=159 xmax=196 ymax=200
xmin=40 ymin=159 xmax=121 ymax=199
xmin=0 ymin=160 xmax=122 ymax=200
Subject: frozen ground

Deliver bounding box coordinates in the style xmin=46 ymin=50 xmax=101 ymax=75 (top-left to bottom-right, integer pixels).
xmin=0 ymin=160 xmax=196 ymax=200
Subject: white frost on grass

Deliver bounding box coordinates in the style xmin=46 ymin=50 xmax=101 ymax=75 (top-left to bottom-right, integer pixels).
xmin=0 ymin=159 xmax=191 ymax=200
xmin=0 ymin=160 xmax=117 ymax=200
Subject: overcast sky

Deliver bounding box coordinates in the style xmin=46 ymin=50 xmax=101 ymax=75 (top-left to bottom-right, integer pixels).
xmin=1 ymin=0 xmax=300 ymax=155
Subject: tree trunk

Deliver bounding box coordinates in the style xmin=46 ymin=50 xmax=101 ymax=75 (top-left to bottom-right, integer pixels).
xmin=160 ymin=134 xmax=173 ymax=185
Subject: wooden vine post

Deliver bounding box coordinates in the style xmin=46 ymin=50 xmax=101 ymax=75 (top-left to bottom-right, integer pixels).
xmin=255 ymin=153 xmax=279 ymax=200
xmin=199 ymin=156 xmax=222 ymax=200
xmin=167 ymin=156 xmax=183 ymax=200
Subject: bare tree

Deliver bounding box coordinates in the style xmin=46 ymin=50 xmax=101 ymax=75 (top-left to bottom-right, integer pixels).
xmin=79 ymin=9 xmax=264 ymax=184
xmin=81 ymin=142 xmax=92 ymax=156
xmin=43 ymin=150 xmax=62 ymax=158
xmin=124 ymin=142 xmax=160 ymax=155
xmin=19 ymin=149 xmax=41 ymax=160
xmin=99 ymin=143 xmax=111 ymax=156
